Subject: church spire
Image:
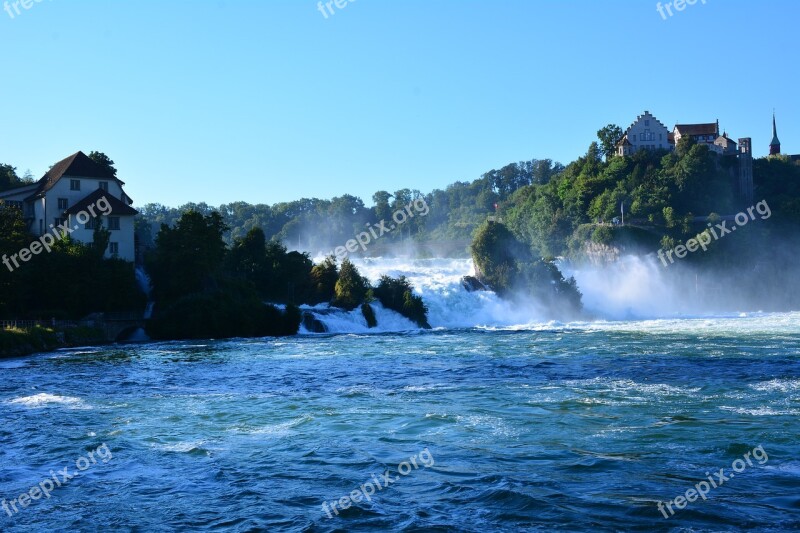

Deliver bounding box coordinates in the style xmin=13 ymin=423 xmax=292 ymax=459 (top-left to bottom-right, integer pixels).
xmin=770 ymin=111 xmax=781 ymax=155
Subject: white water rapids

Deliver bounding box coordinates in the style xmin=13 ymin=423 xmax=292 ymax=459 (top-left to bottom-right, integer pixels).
xmin=297 ymin=256 xmax=751 ymax=334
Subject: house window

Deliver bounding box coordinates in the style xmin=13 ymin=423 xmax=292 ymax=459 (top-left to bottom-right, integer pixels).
xmin=85 ymin=218 xmax=97 ymax=230
xmin=109 ymin=242 xmax=119 ymax=256
xmin=70 ymin=180 xmax=80 ymax=191
xmin=99 ymin=182 xmax=109 ymax=191
xmin=54 ymin=217 xmax=67 ymax=228
xmin=108 ymin=217 xmax=120 ymax=230
xmin=645 ymin=119 xmax=650 ymax=126
xmin=58 ymin=198 xmax=69 ymax=210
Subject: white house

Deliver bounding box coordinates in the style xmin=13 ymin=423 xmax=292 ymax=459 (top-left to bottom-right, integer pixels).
xmin=0 ymin=151 xmax=138 ymax=261
xmin=673 ymin=121 xmax=719 ymax=148
xmin=616 ymin=111 xmax=672 ymax=156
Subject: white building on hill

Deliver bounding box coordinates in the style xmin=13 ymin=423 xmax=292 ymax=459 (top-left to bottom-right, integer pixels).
xmin=0 ymin=151 xmax=138 ymax=261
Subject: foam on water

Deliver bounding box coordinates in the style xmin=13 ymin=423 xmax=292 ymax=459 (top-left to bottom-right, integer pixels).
xmin=299 ymin=257 xmax=800 ymax=335
xmin=8 ymin=393 xmax=85 ymax=408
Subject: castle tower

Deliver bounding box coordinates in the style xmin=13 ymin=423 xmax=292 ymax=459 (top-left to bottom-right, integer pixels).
xmin=739 ymin=138 xmax=754 ymax=205
xmin=770 ymin=112 xmax=781 ymax=155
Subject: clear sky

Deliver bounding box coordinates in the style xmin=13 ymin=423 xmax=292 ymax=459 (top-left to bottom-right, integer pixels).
xmin=0 ymin=0 xmax=796 ymax=207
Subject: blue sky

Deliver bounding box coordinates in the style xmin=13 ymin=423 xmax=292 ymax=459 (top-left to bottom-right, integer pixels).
xmin=0 ymin=0 xmax=796 ymax=207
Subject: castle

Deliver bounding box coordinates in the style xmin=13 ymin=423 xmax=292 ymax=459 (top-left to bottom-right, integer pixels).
xmin=615 ymin=110 xmax=797 ymax=206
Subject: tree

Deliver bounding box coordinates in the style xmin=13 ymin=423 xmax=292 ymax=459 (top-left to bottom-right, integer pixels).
xmin=148 ymin=211 xmax=229 ymax=301
xmin=332 ymin=258 xmax=370 ymax=310
xmin=373 ymin=275 xmax=430 ymax=329
xmin=88 ymin=152 xmax=118 ymax=178
xmin=0 ymin=164 xmax=29 ymax=192
xmin=309 ymin=255 xmax=338 ymax=304
xmin=92 ymin=218 xmax=112 ymax=259
xmin=597 ymin=124 xmax=624 ymax=161
xmin=372 ymin=191 xmax=393 ymax=223
xmin=226 ymin=227 xmax=269 ymax=293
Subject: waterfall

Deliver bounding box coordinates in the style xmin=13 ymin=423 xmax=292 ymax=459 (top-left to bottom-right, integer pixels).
xmin=134 ymin=267 xmax=155 ymax=337
xmin=298 ymin=255 xmax=727 ymax=335
xmin=299 ymin=258 xmax=554 ymax=334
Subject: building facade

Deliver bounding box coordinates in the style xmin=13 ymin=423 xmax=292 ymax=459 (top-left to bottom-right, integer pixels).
xmin=0 ymin=151 xmax=138 ymax=261
xmin=673 ymin=121 xmax=720 ymax=149
xmin=616 ymin=111 xmax=672 ymax=156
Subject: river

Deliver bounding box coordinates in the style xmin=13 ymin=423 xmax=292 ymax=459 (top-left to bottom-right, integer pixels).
xmin=1 ymin=258 xmax=798 ymax=531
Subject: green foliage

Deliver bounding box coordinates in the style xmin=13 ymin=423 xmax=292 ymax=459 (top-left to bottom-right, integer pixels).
xmin=597 ymin=124 xmax=624 ymax=160
xmin=0 ymin=164 xmax=33 ymax=193
xmin=147 ymin=288 xmax=301 ymax=340
xmin=87 ymin=151 xmax=118 ymax=178
xmin=134 ymin=158 xmax=562 ymax=253
xmin=471 ymin=221 xmax=528 ymax=292
xmin=591 ymin=225 xmax=613 ymax=245
xmin=373 ymin=275 xmax=430 ymax=329
xmin=0 ymin=326 xmax=59 ymax=359
xmin=754 ymin=157 xmax=800 ymax=225
xmin=148 ymin=210 xmax=229 ymax=302
xmin=62 ymin=326 xmax=106 ymax=346
xmin=0 ymin=205 xmax=144 ymax=319
xmin=146 ymin=211 xmax=307 ymax=339
xmin=332 ymin=259 xmax=370 ymax=310
xmin=470 ymin=220 xmax=582 ymax=316
xmin=309 ymin=256 xmax=338 ymax=304
xmin=92 ymin=218 xmax=112 ymax=258
xmin=516 ymin=260 xmax=583 ymax=315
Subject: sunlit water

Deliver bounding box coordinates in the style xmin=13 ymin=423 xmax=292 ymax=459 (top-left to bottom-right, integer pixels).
xmin=2 ymin=258 xmax=799 ymax=531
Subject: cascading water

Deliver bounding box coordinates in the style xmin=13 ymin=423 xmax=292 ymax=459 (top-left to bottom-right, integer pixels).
xmin=298 ymin=255 xmax=753 ymax=334
xmin=135 ymin=266 xmax=155 ymax=320
xmin=130 ymin=266 xmax=155 ymax=342
xmin=299 ymin=258 xmax=555 ymax=334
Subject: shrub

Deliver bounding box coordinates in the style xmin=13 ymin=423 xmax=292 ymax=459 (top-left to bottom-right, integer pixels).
xmin=591 ymin=225 xmax=613 ymax=245
xmin=147 ymin=290 xmax=300 ymax=340
xmin=374 ymin=276 xmax=430 ymax=329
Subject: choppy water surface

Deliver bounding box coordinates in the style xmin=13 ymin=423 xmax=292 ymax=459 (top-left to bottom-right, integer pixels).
xmin=2 ymin=314 xmax=800 ymax=532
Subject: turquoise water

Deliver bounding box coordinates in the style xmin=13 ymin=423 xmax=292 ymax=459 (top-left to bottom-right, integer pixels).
xmin=2 ymin=314 xmax=799 ymax=531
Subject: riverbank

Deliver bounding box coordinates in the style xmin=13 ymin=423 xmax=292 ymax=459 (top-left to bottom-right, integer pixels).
xmin=0 ymin=326 xmax=107 ymax=359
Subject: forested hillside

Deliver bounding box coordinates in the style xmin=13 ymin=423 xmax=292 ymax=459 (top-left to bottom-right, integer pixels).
xmin=135 ymin=159 xmax=564 ymax=254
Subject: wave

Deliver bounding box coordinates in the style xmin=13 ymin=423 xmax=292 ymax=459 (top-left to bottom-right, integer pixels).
xmin=8 ymin=393 xmax=86 ymax=408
